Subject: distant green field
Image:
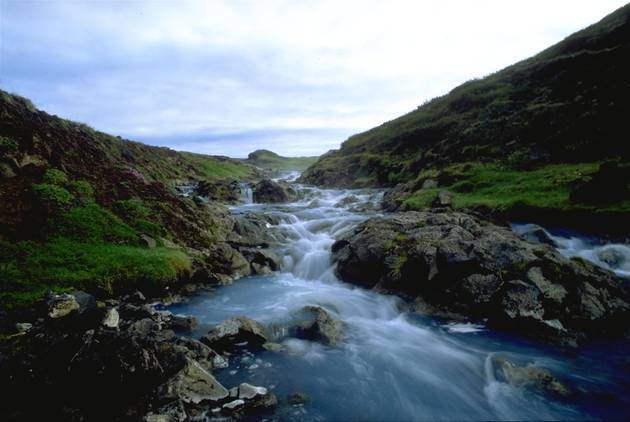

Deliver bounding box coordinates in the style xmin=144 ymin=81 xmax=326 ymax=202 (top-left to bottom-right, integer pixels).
xmin=181 ymin=151 xmax=259 ymax=180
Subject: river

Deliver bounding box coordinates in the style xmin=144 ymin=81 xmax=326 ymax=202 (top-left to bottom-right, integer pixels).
xmin=168 ymin=180 xmax=630 ymax=421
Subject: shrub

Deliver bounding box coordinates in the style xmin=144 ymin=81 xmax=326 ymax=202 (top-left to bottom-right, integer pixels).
xmin=43 ymin=168 xmax=69 ymax=185
xmin=32 ymin=183 xmax=74 ymax=206
xmin=0 ymin=135 xmax=19 ymax=155
xmin=69 ymin=180 xmax=95 ymax=200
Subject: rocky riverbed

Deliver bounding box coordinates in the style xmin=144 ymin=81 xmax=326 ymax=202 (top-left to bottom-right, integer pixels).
xmin=1 ymin=178 xmax=629 ymax=421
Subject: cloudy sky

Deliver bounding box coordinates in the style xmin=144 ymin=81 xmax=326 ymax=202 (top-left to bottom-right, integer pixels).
xmin=0 ymin=0 xmax=626 ymax=157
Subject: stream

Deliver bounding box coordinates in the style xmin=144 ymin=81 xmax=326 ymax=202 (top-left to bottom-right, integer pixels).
xmin=169 ymin=180 xmax=630 ymax=421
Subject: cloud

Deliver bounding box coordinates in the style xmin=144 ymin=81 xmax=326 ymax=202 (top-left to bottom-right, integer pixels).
xmin=1 ymin=0 xmax=627 ymax=157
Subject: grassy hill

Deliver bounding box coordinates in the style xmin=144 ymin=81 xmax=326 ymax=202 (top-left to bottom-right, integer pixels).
xmin=301 ymin=4 xmax=630 ymax=231
xmin=245 ymin=149 xmax=318 ymax=172
xmin=0 ymin=90 xmax=259 ymax=308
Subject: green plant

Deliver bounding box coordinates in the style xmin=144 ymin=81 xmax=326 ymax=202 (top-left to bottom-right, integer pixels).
xmin=42 ymin=168 xmax=69 ymax=185
xmin=32 ymin=183 xmax=74 ymax=206
xmin=0 ymin=135 xmax=19 ymax=154
xmin=52 ymin=203 xmax=139 ymax=244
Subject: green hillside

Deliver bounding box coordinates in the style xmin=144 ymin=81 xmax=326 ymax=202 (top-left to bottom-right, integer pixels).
xmin=245 ymin=149 xmax=318 ymax=172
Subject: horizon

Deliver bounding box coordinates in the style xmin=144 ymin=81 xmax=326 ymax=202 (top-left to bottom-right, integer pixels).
xmin=1 ymin=0 xmax=627 ymax=158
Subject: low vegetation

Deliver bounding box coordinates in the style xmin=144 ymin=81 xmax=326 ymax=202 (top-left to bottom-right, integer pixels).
xmin=246 ymin=149 xmax=318 ymax=172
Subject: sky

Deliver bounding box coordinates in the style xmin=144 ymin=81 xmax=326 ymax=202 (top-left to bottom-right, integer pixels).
xmin=0 ymin=0 xmax=627 ymax=157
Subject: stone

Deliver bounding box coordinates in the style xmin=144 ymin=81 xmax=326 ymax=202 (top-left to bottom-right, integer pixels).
xmin=158 ymin=358 xmax=229 ymax=404
xmin=295 ymin=306 xmax=344 ymax=345
xmin=140 ymin=234 xmax=157 ymax=249
xmin=252 ymin=179 xmax=299 ymax=203
xmin=200 ymin=316 xmax=269 ymax=352
xmin=70 ymin=290 xmax=96 ymax=314
xmin=223 ymin=399 xmax=245 ymax=410
xmin=102 ymin=308 xmax=120 ymax=328
xmin=15 ymin=322 xmax=33 ymax=333
xmin=334 ymin=195 xmax=359 ymax=208
xmin=262 ymin=342 xmax=287 ymax=353
xmin=597 ymin=246 xmax=628 ymax=269
xmin=421 ymin=179 xmax=438 ymax=189
xmin=431 ymin=190 xmax=452 ymax=208
xmin=238 ymin=383 xmax=268 ymax=400
xmin=47 ymin=293 xmax=80 ymax=318
xmin=515 ymin=224 xmax=558 ymax=247
xmin=494 ymin=357 xmax=571 ymax=397
xmin=170 ymin=315 xmax=197 ymax=333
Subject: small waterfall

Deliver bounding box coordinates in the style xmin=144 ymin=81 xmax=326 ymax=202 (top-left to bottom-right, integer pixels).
xmin=239 ymin=182 xmax=253 ymax=204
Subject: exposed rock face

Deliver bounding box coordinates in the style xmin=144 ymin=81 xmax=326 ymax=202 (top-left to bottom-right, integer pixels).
xmin=195 ymin=179 xmax=242 ymax=203
xmin=253 ymin=179 xmax=299 ymax=203
xmin=515 ymin=224 xmax=559 ymax=247
xmin=201 ymin=316 xmax=269 ymax=352
xmin=295 ymin=306 xmax=344 ymax=346
xmin=332 ymin=211 xmax=630 ymax=345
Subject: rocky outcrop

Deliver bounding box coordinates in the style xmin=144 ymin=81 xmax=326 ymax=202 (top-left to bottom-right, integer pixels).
xmin=332 ymin=210 xmax=630 ymax=345
xmin=252 ymin=179 xmax=299 ymax=203
xmin=195 ymin=179 xmax=242 ymax=203
xmin=493 ymin=357 xmax=571 ymax=397
xmin=201 ymin=316 xmax=270 ymax=352
xmin=0 ymin=295 xmax=275 ymax=421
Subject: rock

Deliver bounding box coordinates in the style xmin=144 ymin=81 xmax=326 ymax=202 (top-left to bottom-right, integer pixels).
xmin=195 ymin=179 xmax=241 ymax=202
xmin=431 ymin=190 xmax=452 ymax=208
xmin=175 ymin=337 xmax=228 ymax=370
xmin=223 ymin=399 xmax=245 ymax=410
xmin=295 ymin=306 xmax=344 ymax=345
xmin=47 ymin=293 xmax=80 ymax=318
xmin=201 ymin=316 xmax=269 ymax=352
xmin=158 ymin=358 xmax=229 ymax=404
xmin=240 ymin=248 xmax=280 ymax=275
xmin=199 ymin=243 xmax=251 ymax=283
xmin=332 ymin=210 xmax=630 ymax=345
xmin=170 ymin=315 xmax=197 ymax=333
xmin=262 ymin=342 xmax=287 ymax=353
xmin=238 ymin=383 xmax=268 ymax=399
xmin=570 ymin=161 xmax=630 ymax=204
xmin=102 ymin=308 xmax=120 ymax=328
xmin=597 ymin=246 xmax=629 ymax=269
xmin=288 ymin=392 xmax=310 ymax=404
xmin=334 ymin=195 xmax=359 ymax=208
xmin=15 ymin=322 xmax=33 ymax=333
xmin=515 ymin=224 xmax=558 ymax=247
xmin=140 ymin=234 xmax=157 ymax=249
xmin=421 ymin=179 xmax=438 ymax=189
xmin=381 ymin=181 xmax=416 ymax=211
xmin=252 ymin=179 xmax=299 ymax=203
xmin=494 ymin=357 xmax=571 ymax=397
xmin=70 ymin=290 xmax=97 ymax=314
xmin=129 ymin=290 xmax=146 ymax=304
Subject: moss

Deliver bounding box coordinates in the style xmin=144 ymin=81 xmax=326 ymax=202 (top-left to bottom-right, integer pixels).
xmin=52 ymin=203 xmax=139 ymax=244
xmin=0 ymin=135 xmax=19 ymax=155
xmin=0 ymin=239 xmax=191 ymax=308
xmin=69 ymin=180 xmax=94 ymax=200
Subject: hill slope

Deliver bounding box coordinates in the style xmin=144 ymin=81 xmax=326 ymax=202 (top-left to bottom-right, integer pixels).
xmin=0 ymin=90 xmax=260 ymax=307
xmin=245 ymin=149 xmax=318 ymax=172
xmin=300 ymin=4 xmax=630 ymax=230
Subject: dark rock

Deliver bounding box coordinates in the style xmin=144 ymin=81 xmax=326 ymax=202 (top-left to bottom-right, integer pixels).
xmin=288 ymin=392 xmax=311 ymax=404
xmin=431 ymin=190 xmax=453 ymax=208
xmin=15 ymin=322 xmax=33 ymax=333
xmin=200 ymin=316 xmax=269 ymax=352
xmin=240 ymin=247 xmax=280 ymax=275
xmin=140 ymin=234 xmax=157 ymax=249
xmin=195 ymin=179 xmax=241 ymax=203
xmin=129 ymin=290 xmax=147 ymax=304
xmin=332 ymin=210 xmax=630 ymax=345
xmin=570 ymin=161 xmax=630 ymax=204
xmin=381 ymin=181 xmax=415 ymax=212
xmin=516 ymin=224 xmax=558 ymax=247
xmin=46 ymin=293 xmax=80 ymax=319
xmin=295 ymin=306 xmax=344 ymax=345
xmin=170 ymin=315 xmax=197 ymax=333
xmin=156 ymin=357 xmax=229 ymax=404
xmin=252 ymin=179 xmax=299 ymax=203
xmin=175 ymin=337 xmax=228 ymax=370
xmin=334 ymin=195 xmax=359 ymax=208
xmin=70 ymin=290 xmax=97 ymax=315
xmin=597 ymin=246 xmax=628 ymax=269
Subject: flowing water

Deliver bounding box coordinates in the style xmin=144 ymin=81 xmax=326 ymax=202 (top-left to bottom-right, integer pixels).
xmin=169 ymin=182 xmax=630 ymax=421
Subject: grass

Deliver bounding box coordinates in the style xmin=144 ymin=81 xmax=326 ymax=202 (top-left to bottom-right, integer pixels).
xmin=0 ymin=239 xmax=190 ymax=308
xmin=182 ymin=152 xmax=258 ymax=180
xmin=402 ymin=161 xmax=630 ymax=213
xmin=246 ymin=149 xmax=318 ymax=171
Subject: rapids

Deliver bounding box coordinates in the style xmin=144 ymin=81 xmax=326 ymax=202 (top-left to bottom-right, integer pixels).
xmin=169 ymin=180 xmax=630 ymax=421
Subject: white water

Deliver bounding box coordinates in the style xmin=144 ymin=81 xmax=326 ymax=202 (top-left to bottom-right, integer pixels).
xmin=170 ymin=185 xmax=629 ymax=421
xmin=512 ymin=223 xmax=630 ymax=278
xmin=239 ymin=182 xmax=254 ymax=204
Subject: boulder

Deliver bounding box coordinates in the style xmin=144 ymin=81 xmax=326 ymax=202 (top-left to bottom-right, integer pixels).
xmin=252 ymin=179 xmax=299 ymax=203
xmin=332 ymin=211 xmax=630 ymax=345
xmin=47 ymin=293 xmax=80 ymax=319
xmin=157 ymin=358 xmax=229 ymax=404
xmin=200 ymin=316 xmax=269 ymax=352
xmin=170 ymin=315 xmax=197 ymax=333
xmin=295 ymin=306 xmax=344 ymax=345
xmin=597 ymin=246 xmax=629 ymax=269
xmin=102 ymin=308 xmax=120 ymax=329
xmin=15 ymin=322 xmax=33 ymax=333
xmin=334 ymin=195 xmax=359 ymax=208
xmin=140 ymin=234 xmax=157 ymax=249
xmin=431 ymin=190 xmax=453 ymax=208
